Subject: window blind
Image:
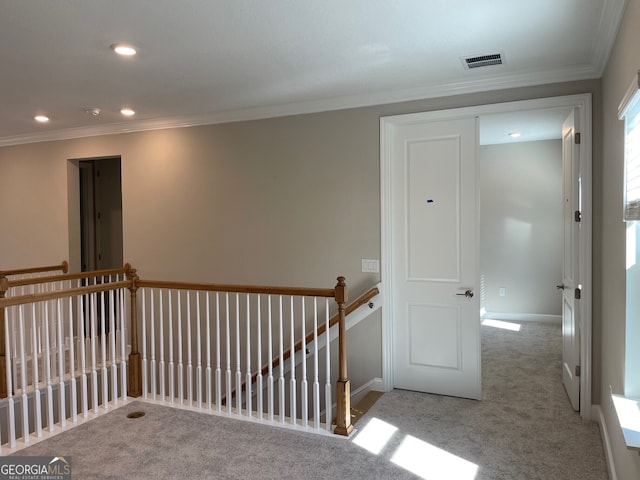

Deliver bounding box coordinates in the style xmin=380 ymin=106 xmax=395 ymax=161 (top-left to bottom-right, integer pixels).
xmin=619 ymin=70 xmax=640 ymax=222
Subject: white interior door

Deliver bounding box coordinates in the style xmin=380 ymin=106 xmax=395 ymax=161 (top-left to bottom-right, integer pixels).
xmin=388 ymin=115 xmax=481 ymax=400
xmin=561 ymin=109 xmax=581 ymax=411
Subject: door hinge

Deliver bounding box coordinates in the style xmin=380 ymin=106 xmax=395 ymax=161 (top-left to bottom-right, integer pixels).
xmin=574 ymin=132 xmax=581 ymax=144
xmin=575 ymin=287 xmax=581 ymax=300
xmin=574 ymin=210 xmax=581 ymax=222
xmin=575 ymin=365 xmax=581 ymax=377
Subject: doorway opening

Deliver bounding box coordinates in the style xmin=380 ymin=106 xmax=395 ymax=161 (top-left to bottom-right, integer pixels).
xmin=77 ymin=157 xmax=123 ymax=272
xmin=380 ymin=94 xmax=593 ymax=419
xmin=477 ymin=107 xmax=577 ymax=412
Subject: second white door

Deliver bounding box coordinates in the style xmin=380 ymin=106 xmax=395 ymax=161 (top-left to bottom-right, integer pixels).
xmin=385 ymin=114 xmax=481 ymax=400
xmin=561 ymin=109 xmax=581 ymax=411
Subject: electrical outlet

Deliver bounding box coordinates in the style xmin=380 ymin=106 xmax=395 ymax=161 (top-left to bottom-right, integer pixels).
xmin=499 ymin=287 xmax=506 ymax=297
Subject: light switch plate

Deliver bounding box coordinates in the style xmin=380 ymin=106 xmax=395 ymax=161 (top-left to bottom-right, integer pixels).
xmin=362 ymin=259 xmax=380 ymax=273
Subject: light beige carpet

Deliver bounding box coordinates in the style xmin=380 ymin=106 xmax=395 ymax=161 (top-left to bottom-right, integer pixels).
xmin=10 ymin=321 xmax=609 ymax=479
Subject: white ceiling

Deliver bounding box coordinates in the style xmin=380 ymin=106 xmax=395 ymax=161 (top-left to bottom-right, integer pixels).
xmin=0 ymin=0 xmax=627 ymax=147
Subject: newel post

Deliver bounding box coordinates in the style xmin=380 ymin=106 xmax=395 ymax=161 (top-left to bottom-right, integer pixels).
xmin=0 ymin=275 xmax=7 ymax=399
xmin=334 ymin=276 xmax=353 ymax=436
xmin=127 ymin=268 xmax=142 ymax=397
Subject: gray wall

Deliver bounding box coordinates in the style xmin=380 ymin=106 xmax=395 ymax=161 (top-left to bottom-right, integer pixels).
xmin=600 ymin=0 xmax=640 ymax=477
xmin=0 ymin=79 xmax=601 ymax=409
xmin=480 ymin=140 xmax=563 ymax=317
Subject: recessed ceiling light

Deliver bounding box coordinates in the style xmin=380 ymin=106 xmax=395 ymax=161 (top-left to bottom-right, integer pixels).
xmin=34 ymin=115 xmax=50 ymax=123
xmin=111 ymin=43 xmax=137 ymax=56
xmin=508 ymin=132 xmax=521 ymax=138
xmin=120 ymin=108 xmax=136 ymax=116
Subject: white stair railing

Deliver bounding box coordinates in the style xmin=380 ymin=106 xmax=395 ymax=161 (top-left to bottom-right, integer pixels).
xmin=135 ymin=278 xmax=344 ymax=433
xmin=0 ymin=266 xmax=368 ymax=452
xmin=0 ymin=277 xmax=132 ymax=452
xmin=4 ymin=267 xmax=130 ymax=394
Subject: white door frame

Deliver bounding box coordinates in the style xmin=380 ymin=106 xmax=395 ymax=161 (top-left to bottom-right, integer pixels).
xmin=380 ymin=93 xmax=593 ymax=420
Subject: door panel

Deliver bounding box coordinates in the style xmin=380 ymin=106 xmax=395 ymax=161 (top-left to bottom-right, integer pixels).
xmin=408 ymin=304 xmax=461 ymax=369
xmin=561 ymin=109 xmax=581 ymax=411
xmin=390 ymin=116 xmax=481 ymax=400
xmin=407 ymin=137 xmax=461 ymax=281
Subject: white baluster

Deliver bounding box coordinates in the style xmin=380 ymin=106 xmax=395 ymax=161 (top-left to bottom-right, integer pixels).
xmin=10 ymin=298 xmax=18 ymax=392
xmin=325 ymin=298 xmax=331 ymax=431
xmin=18 ymin=305 xmax=29 ymax=443
xmin=313 ymin=297 xmax=320 ymax=429
xmin=301 ymin=297 xmax=308 ymax=428
xmin=177 ymin=291 xmax=184 ymax=405
xmin=279 ymin=295 xmax=285 ymax=423
xmin=168 ymin=290 xmax=174 ymax=402
xmin=256 ymin=294 xmax=263 ymax=420
xmin=225 ymin=293 xmax=231 ymax=414
xmin=290 ymin=296 xmax=296 ymax=424
xmin=49 ymin=293 xmax=57 ymax=386
xmin=100 ymin=291 xmax=108 ymax=409
xmin=196 ymin=291 xmax=202 ymax=408
xmin=68 ymin=296 xmax=77 ymax=422
xmin=44 ymin=300 xmax=55 ymax=431
xmin=245 ymin=293 xmax=252 ymax=417
xmin=150 ymin=289 xmax=156 ymax=400
xmin=4 ymin=308 xmax=16 ymax=447
xmin=267 ymin=295 xmax=274 ymax=422
xmin=142 ymin=289 xmax=148 ymax=399
xmin=159 ymin=289 xmax=165 ymax=402
xmin=109 ymin=288 xmax=117 ymax=405
xmin=187 ymin=291 xmax=193 ymax=407
xmin=78 ymin=295 xmax=88 ymax=418
xmin=56 ymin=298 xmax=66 ymax=425
xmin=206 ymin=292 xmax=212 ymax=410
xmin=31 ymin=303 xmax=43 ymax=436
xmin=215 ymin=292 xmax=222 ymax=412
xmin=90 ymin=293 xmax=99 ymax=414
xmin=235 ymin=293 xmax=241 ymax=413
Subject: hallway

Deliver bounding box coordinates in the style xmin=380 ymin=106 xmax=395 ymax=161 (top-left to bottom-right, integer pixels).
xmin=353 ymin=320 xmax=608 ymax=479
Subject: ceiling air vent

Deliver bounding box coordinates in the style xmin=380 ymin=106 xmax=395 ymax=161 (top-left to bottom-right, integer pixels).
xmin=462 ymin=53 xmax=504 ymax=69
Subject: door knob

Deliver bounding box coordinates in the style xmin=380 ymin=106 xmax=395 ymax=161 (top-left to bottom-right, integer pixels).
xmin=556 ymin=284 xmax=567 ymax=290
xmin=456 ymin=289 xmax=474 ymax=298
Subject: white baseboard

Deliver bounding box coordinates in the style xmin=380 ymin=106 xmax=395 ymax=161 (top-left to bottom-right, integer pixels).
xmin=482 ymin=312 xmax=561 ymax=324
xmin=350 ymin=377 xmax=384 ymax=406
xmin=593 ymin=404 xmax=618 ymax=480
xmin=320 ymin=377 xmax=384 ymax=428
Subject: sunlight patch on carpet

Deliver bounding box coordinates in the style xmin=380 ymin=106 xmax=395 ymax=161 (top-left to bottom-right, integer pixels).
xmin=481 ymin=318 xmax=521 ymax=331
xmin=352 ymin=416 xmax=478 ymax=479
xmin=391 ymin=435 xmax=478 ymax=480
xmin=352 ymin=417 xmax=398 ymax=454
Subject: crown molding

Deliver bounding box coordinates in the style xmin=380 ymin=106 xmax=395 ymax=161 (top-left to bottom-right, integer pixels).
xmin=0 ymin=65 xmax=600 ymax=148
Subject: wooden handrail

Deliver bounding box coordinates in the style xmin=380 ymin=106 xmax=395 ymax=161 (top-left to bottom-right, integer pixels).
xmin=7 ymin=264 xmax=132 ymax=288
xmin=136 ymin=278 xmax=336 ymax=298
xmin=0 ymin=280 xmax=132 ymax=308
xmin=0 ymin=260 xmax=68 ymax=277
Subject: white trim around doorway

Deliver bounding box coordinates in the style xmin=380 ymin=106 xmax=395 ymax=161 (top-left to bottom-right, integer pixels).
xmin=380 ymin=93 xmax=593 ymax=420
